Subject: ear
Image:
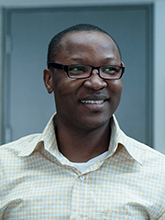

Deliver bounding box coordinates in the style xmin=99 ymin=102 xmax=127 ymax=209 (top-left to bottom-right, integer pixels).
xmin=121 ymin=61 xmax=125 ymax=67
xmin=43 ymin=68 xmax=53 ymax=94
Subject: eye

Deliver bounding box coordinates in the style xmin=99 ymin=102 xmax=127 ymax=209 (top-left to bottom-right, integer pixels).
xmin=68 ymin=65 xmax=86 ymax=75
xmin=101 ymin=66 xmax=120 ymax=75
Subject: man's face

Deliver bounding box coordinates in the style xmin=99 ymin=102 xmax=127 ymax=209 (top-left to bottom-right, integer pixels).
xmin=45 ymin=31 xmax=123 ymax=132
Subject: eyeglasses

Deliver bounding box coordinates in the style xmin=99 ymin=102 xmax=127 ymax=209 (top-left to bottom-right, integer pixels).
xmin=48 ymin=62 xmax=125 ymax=80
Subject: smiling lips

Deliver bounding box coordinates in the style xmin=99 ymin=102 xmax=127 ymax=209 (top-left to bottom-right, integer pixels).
xmin=80 ymin=94 xmax=109 ymax=111
xmin=80 ymin=99 xmax=108 ymax=111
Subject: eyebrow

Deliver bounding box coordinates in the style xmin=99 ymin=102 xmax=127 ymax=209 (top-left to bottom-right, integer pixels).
xmin=105 ymin=57 xmax=115 ymax=61
xmin=70 ymin=57 xmax=86 ymax=61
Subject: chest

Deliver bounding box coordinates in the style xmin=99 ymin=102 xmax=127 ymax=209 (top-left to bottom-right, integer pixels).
xmin=1 ymin=166 xmax=156 ymax=220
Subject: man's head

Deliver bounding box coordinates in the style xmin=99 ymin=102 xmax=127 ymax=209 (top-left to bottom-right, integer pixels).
xmin=44 ymin=24 xmax=124 ymax=132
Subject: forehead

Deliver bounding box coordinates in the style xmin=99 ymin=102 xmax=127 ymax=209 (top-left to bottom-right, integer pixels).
xmin=55 ymin=31 xmax=120 ymax=62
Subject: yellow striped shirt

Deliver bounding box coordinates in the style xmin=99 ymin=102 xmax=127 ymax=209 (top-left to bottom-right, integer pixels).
xmin=0 ymin=115 xmax=165 ymax=219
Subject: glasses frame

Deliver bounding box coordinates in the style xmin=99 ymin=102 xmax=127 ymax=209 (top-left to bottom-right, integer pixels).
xmin=48 ymin=62 xmax=125 ymax=80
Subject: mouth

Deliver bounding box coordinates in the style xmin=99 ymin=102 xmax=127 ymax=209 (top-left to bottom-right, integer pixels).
xmin=80 ymin=96 xmax=109 ymax=111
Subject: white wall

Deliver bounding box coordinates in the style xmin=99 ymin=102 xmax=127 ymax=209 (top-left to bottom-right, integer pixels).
xmin=0 ymin=0 xmax=165 ymax=154
xmin=0 ymin=8 xmax=3 ymax=144
xmin=154 ymin=1 xmax=165 ymax=154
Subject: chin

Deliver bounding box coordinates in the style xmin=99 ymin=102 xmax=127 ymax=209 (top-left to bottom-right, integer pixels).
xmin=81 ymin=116 xmax=111 ymax=131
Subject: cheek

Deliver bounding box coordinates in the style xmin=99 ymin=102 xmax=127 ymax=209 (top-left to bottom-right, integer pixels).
xmin=108 ymin=80 xmax=122 ymax=114
xmin=58 ymin=81 xmax=79 ymax=96
xmin=108 ymin=80 xmax=123 ymax=96
xmin=53 ymin=76 xmax=83 ymax=102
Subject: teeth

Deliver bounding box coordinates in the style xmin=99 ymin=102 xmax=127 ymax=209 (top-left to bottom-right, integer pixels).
xmin=81 ymin=100 xmax=104 ymax=104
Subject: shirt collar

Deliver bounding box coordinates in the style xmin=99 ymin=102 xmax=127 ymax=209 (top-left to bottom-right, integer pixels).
xmin=18 ymin=114 xmax=56 ymax=157
xmin=18 ymin=114 xmax=71 ymax=166
xmin=18 ymin=114 xmax=143 ymax=165
xmin=108 ymin=115 xmax=143 ymax=165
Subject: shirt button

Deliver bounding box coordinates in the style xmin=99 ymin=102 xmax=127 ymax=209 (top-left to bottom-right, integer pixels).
xmin=79 ymin=175 xmax=84 ymax=181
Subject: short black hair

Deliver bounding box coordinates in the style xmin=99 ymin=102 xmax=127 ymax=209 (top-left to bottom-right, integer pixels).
xmin=47 ymin=23 xmax=121 ymax=66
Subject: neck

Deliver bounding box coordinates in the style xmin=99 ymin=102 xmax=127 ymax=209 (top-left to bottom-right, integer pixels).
xmin=54 ymin=117 xmax=111 ymax=162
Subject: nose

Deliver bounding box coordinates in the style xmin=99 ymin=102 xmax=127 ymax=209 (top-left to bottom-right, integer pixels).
xmin=83 ymin=69 xmax=107 ymax=90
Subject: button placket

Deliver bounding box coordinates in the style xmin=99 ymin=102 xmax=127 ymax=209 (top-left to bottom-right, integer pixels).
xmin=70 ymin=174 xmax=90 ymax=219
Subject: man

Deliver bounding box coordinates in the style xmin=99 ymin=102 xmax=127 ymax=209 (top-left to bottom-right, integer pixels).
xmin=0 ymin=24 xmax=165 ymax=219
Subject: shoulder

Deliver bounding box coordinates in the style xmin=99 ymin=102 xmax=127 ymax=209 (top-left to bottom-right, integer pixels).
xmin=0 ymin=134 xmax=41 ymax=159
xmin=125 ymin=135 xmax=165 ymax=167
xmin=0 ymin=134 xmax=42 ymax=182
